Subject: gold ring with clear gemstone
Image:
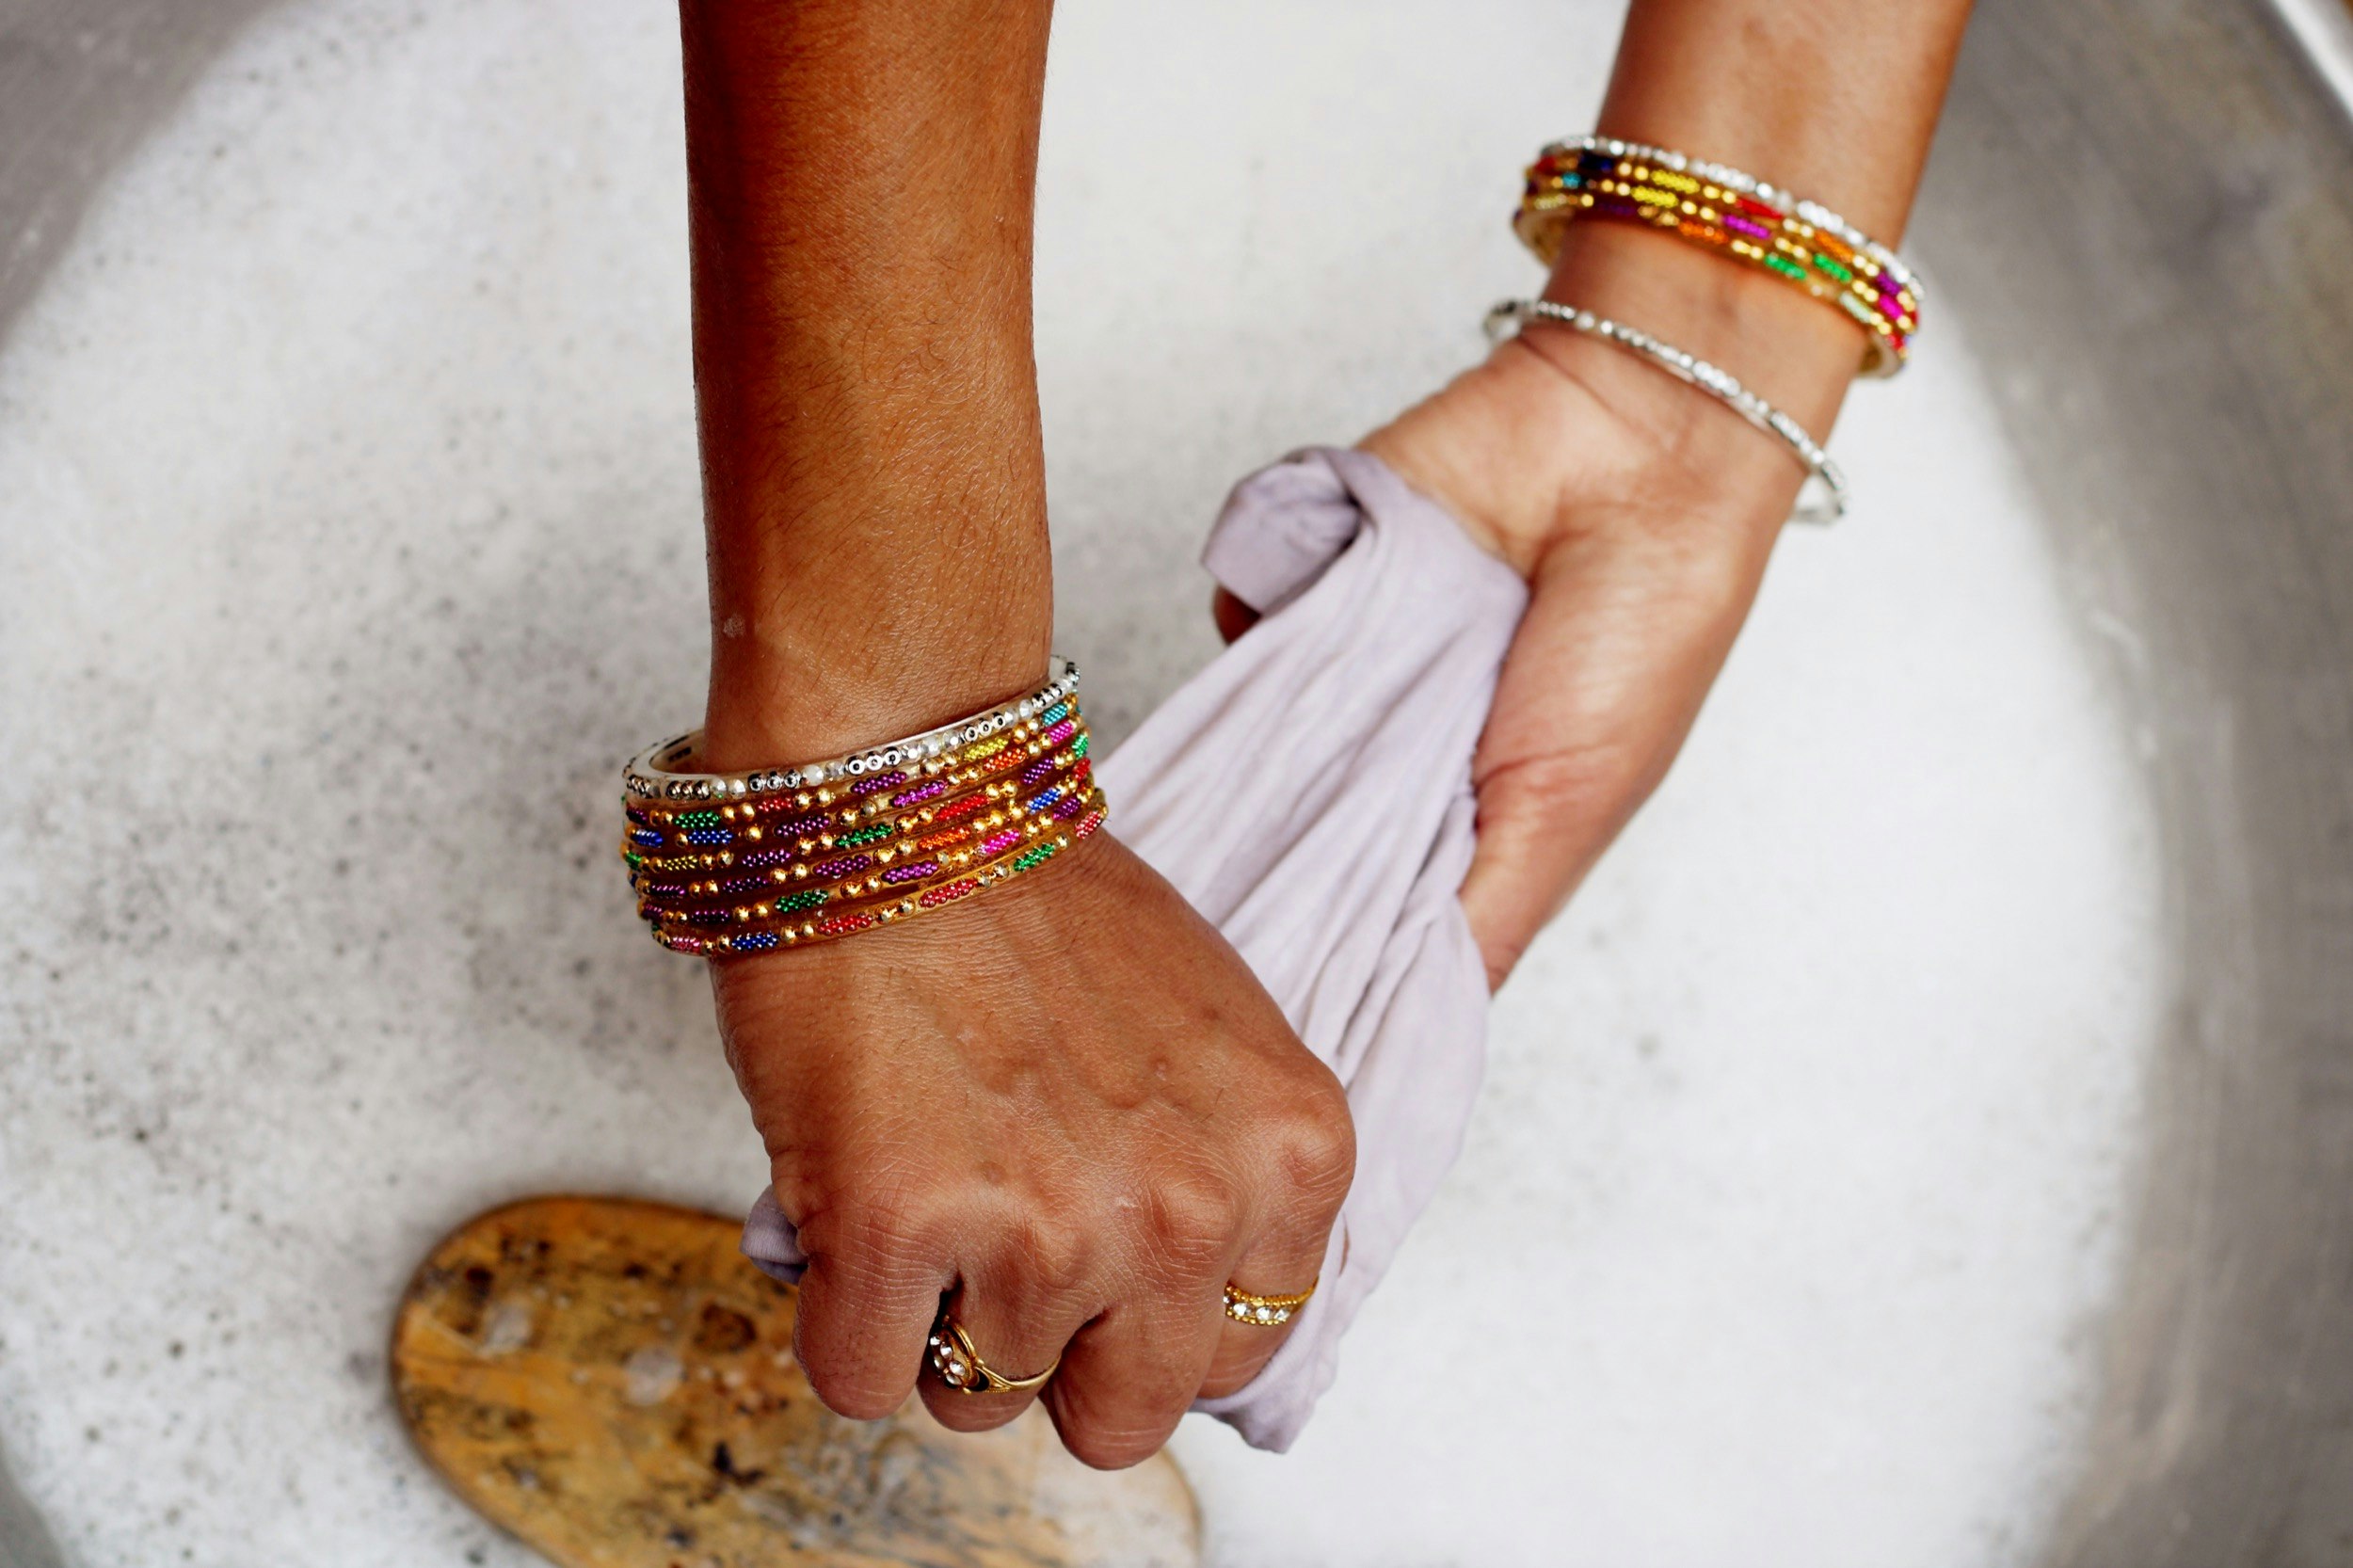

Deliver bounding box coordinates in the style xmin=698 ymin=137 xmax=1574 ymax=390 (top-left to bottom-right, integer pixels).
xmin=927 ymin=1312 xmax=1061 ymax=1395
xmin=1223 ymin=1278 xmax=1317 ymax=1328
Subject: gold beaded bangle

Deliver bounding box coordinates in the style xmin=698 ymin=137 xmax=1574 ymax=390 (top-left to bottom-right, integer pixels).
xmin=1514 ymin=135 xmax=1922 ymax=378
xmin=623 ymin=738 xmax=1093 ymax=898
xmin=648 ymin=791 xmax=1110 ymax=957
xmin=619 ymin=663 xmax=1108 ymax=958
xmin=631 ymin=760 xmax=1095 ymax=929
xmin=625 ymin=719 xmax=1088 ymax=856
xmin=641 ymin=793 xmax=1096 ymax=941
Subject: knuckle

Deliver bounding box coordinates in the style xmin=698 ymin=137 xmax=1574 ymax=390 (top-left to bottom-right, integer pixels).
xmin=1064 ymin=1428 xmax=1162 ymax=1471
xmin=803 ymin=1180 xmax=943 ymax=1268
xmin=1489 ymin=743 xmax=1643 ymax=825
xmin=1268 ymin=1087 xmax=1355 ymax=1208
xmin=1053 ymin=1402 xmax=1176 ymax=1471
xmin=790 ymin=1330 xmax=907 ymax=1422
xmin=802 ymin=1368 xmax=903 ymax=1422
xmin=1145 ymin=1167 xmax=1241 ymax=1268
xmin=1011 ymin=1213 xmax=1094 ymax=1297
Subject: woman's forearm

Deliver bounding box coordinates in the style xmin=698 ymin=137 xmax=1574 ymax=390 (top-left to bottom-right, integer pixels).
xmin=680 ymin=0 xmax=1057 ymax=770
xmin=1601 ymin=0 xmax=1969 ymax=243
xmin=1533 ymin=0 xmax=1974 ymax=489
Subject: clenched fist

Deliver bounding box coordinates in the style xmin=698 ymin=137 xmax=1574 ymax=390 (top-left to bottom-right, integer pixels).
xmin=711 ymin=833 xmax=1354 ymax=1468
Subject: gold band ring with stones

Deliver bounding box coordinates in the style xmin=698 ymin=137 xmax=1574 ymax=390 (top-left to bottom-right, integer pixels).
xmin=1224 ymin=1278 xmax=1318 ymax=1328
xmin=927 ymin=1313 xmax=1062 ymax=1396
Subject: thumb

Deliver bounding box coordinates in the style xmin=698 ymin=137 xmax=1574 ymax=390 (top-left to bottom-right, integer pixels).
xmin=1457 ymin=744 xmax=1651 ymax=989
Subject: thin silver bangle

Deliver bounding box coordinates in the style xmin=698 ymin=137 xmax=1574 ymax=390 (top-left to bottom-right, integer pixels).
xmin=1484 ymin=298 xmax=1849 ymax=526
xmin=625 ymin=656 xmax=1080 ymax=803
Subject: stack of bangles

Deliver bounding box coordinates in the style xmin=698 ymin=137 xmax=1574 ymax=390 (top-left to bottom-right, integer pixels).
xmin=619 ymin=658 xmax=1106 ymax=957
xmin=1498 ymin=133 xmax=1928 ymax=523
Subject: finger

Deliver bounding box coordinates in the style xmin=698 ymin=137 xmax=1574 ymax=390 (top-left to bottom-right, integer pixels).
xmin=1042 ymin=1287 xmax=1225 ymax=1471
xmin=1456 ymin=543 xmax=1758 ymax=988
xmin=788 ymin=1202 xmax=954 ymax=1420
xmin=1457 ymin=751 xmax=1633 ymax=986
xmin=917 ymin=1246 xmax=1098 ymax=1433
xmin=1197 ymin=1060 xmax=1355 ymax=1399
xmin=1196 ymin=1214 xmax=1340 ymax=1400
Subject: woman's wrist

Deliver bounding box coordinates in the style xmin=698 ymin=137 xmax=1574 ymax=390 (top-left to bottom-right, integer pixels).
xmin=692 ymin=345 xmax=1056 ymax=770
xmin=1526 ymin=221 xmax=1864 ymax=523
xmin=701 ymin=581 xmax=1052 ymax=773
xmin=1363 ymin=218 xmax=1865 ymax=579
xmin=689 ymin=234 xmax=1056 ymax=772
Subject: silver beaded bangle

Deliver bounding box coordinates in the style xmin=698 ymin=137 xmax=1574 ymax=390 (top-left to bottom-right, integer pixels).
xmin=625 ymin=656 xmax=1080 ymax=803
xmin=1484 ymin=298 xmax=1849 ymax=526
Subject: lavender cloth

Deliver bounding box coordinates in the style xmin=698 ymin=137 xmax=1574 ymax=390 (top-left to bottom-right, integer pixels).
xmin=743 ymin=446 xmax=1529 ymax=1451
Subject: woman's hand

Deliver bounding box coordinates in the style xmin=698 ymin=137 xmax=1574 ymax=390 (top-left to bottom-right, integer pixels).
xmin=709 ymin=832 xmax=1354 ymax=1468
xmin=1225 ymin=226 xmax=1868 ymax=987
xmin=1312 ymin=0 xmax=1963 ymax=986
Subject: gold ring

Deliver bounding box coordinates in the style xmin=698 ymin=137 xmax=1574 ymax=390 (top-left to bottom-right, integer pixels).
xmin=927 ymin=1312 xmax=1060 ymax=1395
xmin=1224 ymin=1277 xmax=1317 ymax=1327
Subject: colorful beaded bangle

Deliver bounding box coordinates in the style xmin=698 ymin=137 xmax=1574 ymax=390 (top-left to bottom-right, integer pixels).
xmin=648 ymin=791 xmax=1110 ymax=957
xmin=631 ymin=754 xmax=1096 ymax=924
xmin=624 ymin=702 xmax=1091 ymax=850
xmin=621 ymin=660 xmax=1108 ymax=958
xmin=625 ymin=658 xmax=1080 ymax=804
xmin=632 ymin=771 xmax=1104 ymax=947
xmin=628 ymin=782 xmax=1082 ymax=905
xmin=632 ymin=744 xmax=1091 ymax=898
xmin=629 ymin=732 xmax=1090 ymax=883
xmin=1486 ymin=298 xmax=1849 ymax=524
xmin=621 ymin=710 xmax=1092 ymax=885
xmin=1514 ymin=136 xmax=1921 ymax=378
xmin=637 ymin=786 xmax=1102 ymax=942
xmin=626 ymin=712 xmax=1079 ymax=835
xmin=632 ymin=754 xmax=1089 ymax=886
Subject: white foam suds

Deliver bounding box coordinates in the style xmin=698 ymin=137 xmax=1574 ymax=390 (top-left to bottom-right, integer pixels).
xmin=0 ymin=3 xmax=2161 ymax=1565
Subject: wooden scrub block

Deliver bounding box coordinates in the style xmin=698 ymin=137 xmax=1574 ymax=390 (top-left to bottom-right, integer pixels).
xmin=391 ymin=1195 xmax=1199 ymax=1568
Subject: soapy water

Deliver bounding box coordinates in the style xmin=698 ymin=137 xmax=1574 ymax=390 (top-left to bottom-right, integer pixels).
xmin=0 ymin=2 xmax=2161 ymax=1565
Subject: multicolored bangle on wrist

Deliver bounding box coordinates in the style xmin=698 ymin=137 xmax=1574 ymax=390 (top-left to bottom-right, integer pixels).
xmin=619 ymin=660 xmax=1107 ymax=956
xmin=622 ymin=727 xmax=1088 ymax=860
xmin=1513 ymin=135 xmax=1922 ymax=377
xmin=625 ymin=657 xmax=1082 ymax=804
xmin=628 ymin=748 xmax=1095 ymax=920
xmin=640 ymin=791 xmax=1104 ymax=957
